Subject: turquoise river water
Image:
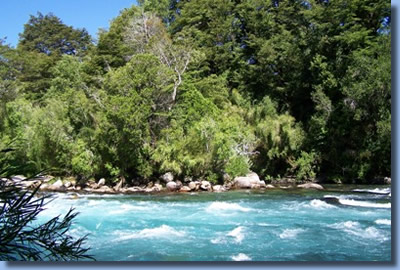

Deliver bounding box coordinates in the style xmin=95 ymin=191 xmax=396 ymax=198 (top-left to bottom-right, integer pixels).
xmin=37 ymin=186 xmax=391 ymax=261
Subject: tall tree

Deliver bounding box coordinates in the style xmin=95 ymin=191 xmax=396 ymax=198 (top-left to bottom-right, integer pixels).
xmin=18 ymin=12 xmax=92 ymax=57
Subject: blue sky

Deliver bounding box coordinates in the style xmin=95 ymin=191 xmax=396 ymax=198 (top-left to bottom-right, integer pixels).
xmin=0 ymin=0 xmax=137 ymax=47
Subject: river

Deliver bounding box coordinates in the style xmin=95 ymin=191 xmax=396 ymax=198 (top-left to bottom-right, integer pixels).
xmin=37 ymin=185 xmax=391 ymax=261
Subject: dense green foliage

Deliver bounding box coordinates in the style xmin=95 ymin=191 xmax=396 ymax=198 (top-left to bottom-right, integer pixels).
xmin=0 ymin=0 xmax=391 ymax=184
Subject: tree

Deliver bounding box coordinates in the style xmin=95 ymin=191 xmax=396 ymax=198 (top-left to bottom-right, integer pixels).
xmin=18 ymin=12 xmax=92 ymax=57
xmin=91 ymin=6 xmax=140 ymax=71
xmin=123 ymin=10 xmax=195 ymax=106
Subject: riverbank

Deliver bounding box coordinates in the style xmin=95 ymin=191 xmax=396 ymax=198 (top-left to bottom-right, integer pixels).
xmin=4 ymin=172 xmax=391 ymax=196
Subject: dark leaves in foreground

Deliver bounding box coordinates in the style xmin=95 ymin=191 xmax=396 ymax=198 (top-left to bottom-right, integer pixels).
xmin=0 ymin=179 xmax=94 ymax=261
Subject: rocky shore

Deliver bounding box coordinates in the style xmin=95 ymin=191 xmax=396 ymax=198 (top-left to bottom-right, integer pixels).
xmin=1 ymin=172 xmax=336 ymax=195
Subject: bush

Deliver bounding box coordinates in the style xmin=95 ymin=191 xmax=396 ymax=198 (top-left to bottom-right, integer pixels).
xmin=291 ymin=151 xmax=318 ymax=181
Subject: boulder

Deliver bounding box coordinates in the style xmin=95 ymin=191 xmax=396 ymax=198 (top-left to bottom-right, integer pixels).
xmin=144 ymin=187 xmax=155 ymax=193
xmin=251 ymin=184 xmax=261 ymax=189
xmin=92 ymin=186 xmax=115 ymax=193
xmin=212 ymin=185 xmax=225 ymax=192
xmin=188 ymin=182 xmax=197 ymax=190
xmin=176 ymin=180 xmax=183 ymax=189
xmin=51 ymin=179 xmax=64 ymax=190
xmin=98 ymin=178 xmax=106 ymax=187
xmin=19 ymin=180 xmax=40 ymax=189
xmin=125 ymin=187 xmax=143 ymax=193
xmin=233 ymin=177 xmax=252 ymax=189
xmin=259 ymin=180 xmax=266 ymax=188
xmin=95 ymin=185 xmax=114 ymax=193
xmin=297 ymin=182 xmax=324 ymax=190
xmin=179 ymin=186 xmax=191 ymax=192
xmin=11 ymin=175 xmax=26 ymax=182
xmin=153 ymin=183 xmax=163 ymax=192
xmin=223 ymin=182 xmax=233 ymax=190
xmin=194 ymin=181 xmax=201 ymax=191
xmin=233 ymin=172 xmax=262 ymax=189
xmin=246 ymin=172 xmax=260 ymax=184
xmin=384 ymin=177 xmax=391 ymax=185
xmin=265 ymin=184 xmax=275 ymax=189
xmin=64 ymin=181 xmax=72 ymax=188
xmin=114 ymin=179 xmax=125 ymax=191
xmin=39 ymin=183 xmax=50 ymax=190
xmin=166 ymin=181 xmax=178 ymax=191
xmin=160 ymin=172 xmax=174 ymax=183
xmin=200 ymin=180 xmax=212 ymax=191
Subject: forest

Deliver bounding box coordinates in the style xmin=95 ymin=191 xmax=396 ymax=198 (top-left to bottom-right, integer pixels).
xmin=0 ymin=0 xmax=391 ymax=186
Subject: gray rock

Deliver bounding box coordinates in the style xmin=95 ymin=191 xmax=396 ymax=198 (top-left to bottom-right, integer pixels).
xmin=259 ymin=180 xmax=266 ymax=188
xmin=251 ymin=184 xmax=261 ymax=189
xmin=39 ymin=183 xmax=50 ymax=190
xmin=125 ymin=187 xmax=143 ymax=193
xmin=19 ymin=180 xmax=40 ymax=189
xmin=161 ymin=172 xmax=174 ymax=183
xmin=265 ymin=184 xmax=275 ymax=189
xmin=384 ymin=177 xmax=391 ymax=185
xmin=98 ymin=178 xmax=106 ymax=186
xmin=297 ymin=183 xmax=324 ymax=190
xmin=114 ymin=179 xmax=124 ymax=191
xmin=176 ymin=180 xmax=183 ymax=189
xmin=188 ymin=182 xmax=197 ymax=190
xmin=144 ymin=187 xmax=155 ymax=193
xmin=41 ymin=175 xmax=54 ymax=183
xmin=223 ymin=182 xmax=233 ymax=190
xmin=166 ymin=181 xmax=178 ymax=191
xmin=179 ymin=186 xmax=191 ymax=192
xmin=246 ymin=172 xmax=260 ymax=184
xmin=233 ymin=172 xmax=262 ymax=189
xmin=153 ymin=183 xmax=163 ymax=192
xmin=212 ymin=185 xmax=225 ymax=192
xmin=64 ymin=181 xmax=72 ymax=188
xmin=200 ymin=180 xmax=212 ymax=191
xmin=194 ymin=181 xmax=201 ymax=191
xmin=11 ymin=175 xmax=26 ymax=182
xmin=233 ymin=177 xmax=251 ymax=189
xmin=51 ymin=179 xmax=64 ymax=189
xmin=96 ymin=186 xmax=114 ymax=193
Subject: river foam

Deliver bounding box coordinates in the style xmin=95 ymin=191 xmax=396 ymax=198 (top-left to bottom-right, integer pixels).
xmin=206 ymin=202 xmax=252 ymax=213
xmin=231 ymin=253 xmax=251 ymax=261
xmin=352 ymin=188 xmax=391 ymax=195
xmin=375 ymin=219 xmax=391 ymax=226
xmin=114 ymin=225 xmax=185 ymax=241
xmin=329 ymin=221 xmax=389 ymax=242
xmin=338 ymin=199 xmax=391 ymax=209
xmin=279 ymin=228 xmax=305 ymax=239
xmin=309 ymin=199 xmax=337 ymax=209
xmin=227 ymin=226 xmax=245 ymax=243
